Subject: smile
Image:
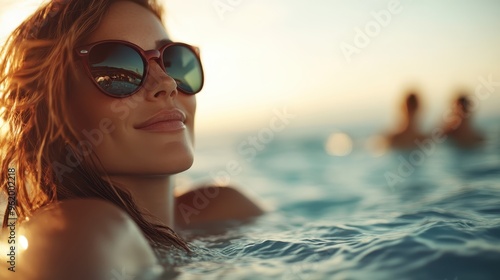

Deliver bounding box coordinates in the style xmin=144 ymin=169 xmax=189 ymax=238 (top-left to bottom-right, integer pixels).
xmin=135 ymin=108 xmax=187 ymax=132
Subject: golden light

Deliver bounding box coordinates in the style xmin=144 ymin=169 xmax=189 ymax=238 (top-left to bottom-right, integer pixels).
xmin=19 ymin=235 xmax=29 ymax=250
xmin=0 ymin=1 xmax=44 ymax=42
xmin=0 ymin=1 xmax=43 ymax=136
xmin=325 ymin=132 xmax=353 ymax=157
xmin=0 ymin=240 xmax=9 ymax=255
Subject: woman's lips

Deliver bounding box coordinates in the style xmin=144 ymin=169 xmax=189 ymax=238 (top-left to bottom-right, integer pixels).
xmin=138 ymin=120 xmax=186 ymax=132
xmin=135 ymin=109 xmax=186 ymax=132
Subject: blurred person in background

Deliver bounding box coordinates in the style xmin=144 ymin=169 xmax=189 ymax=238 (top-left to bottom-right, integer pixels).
xmin=385 ymin=91 xmax=427 ymax=150
xmin=442 ymin=94 xmax=485 ymax=148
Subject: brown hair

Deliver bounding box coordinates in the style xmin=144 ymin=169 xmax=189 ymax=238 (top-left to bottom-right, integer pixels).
xmin=0 ymin=0 xmax=189 ymax=251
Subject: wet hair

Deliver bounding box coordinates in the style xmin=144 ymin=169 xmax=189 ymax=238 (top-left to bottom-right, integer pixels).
xmin=0 ymin=0 xmax=189 ymax=251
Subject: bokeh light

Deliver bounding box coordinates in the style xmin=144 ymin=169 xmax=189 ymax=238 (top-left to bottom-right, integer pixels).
xmin=325 ymin=132 xmax=353 ymax=157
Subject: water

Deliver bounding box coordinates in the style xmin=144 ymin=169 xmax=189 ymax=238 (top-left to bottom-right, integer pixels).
xmin=172 ymin=120 xmax=500 ymax=280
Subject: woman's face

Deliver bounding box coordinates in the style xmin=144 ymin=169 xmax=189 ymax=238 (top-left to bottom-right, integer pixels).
xmin=67 ymin=1 xmax=196 ymax=177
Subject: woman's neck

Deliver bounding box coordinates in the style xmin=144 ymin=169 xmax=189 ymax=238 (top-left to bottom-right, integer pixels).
xmin=107 ymin=175 xmax=174 ymax=228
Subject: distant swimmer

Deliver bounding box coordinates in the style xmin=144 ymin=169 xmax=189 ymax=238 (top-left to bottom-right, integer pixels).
xmin=443 ymin=94 xmax=485 ymax=148
xmin=386 ymin=92 xmax=427 ymax=149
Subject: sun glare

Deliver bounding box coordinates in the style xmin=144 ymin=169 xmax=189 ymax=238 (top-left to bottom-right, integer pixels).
xmin=0 ymin=1 xmax=44 ymax=133
xmin=19 ymin=235 xmax=29 ymax=250
xmin=0 ymin=0 xmax=44 ymax=42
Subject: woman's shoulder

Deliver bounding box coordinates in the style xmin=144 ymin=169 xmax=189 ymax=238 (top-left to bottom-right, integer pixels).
xmin=0 ymin=199 xmax=159 ymax=280
xmin=175 ymin=185 xmax=264 ymax=228
xmin=20 ymin=199 xmax=138 ymax=240
xmin=30 ymin=198 xmax=128 ymax=221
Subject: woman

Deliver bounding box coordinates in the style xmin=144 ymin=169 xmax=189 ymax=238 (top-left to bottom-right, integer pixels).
xmin=0 ymin=0 xmax=262 ymax=279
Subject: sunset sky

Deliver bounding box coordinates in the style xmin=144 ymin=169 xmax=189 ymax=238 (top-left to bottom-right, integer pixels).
xmin=1 ymin=0 xmax=499 ymax=135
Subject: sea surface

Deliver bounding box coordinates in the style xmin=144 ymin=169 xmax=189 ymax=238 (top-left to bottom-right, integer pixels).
xmin=158 ymin=119 xmax=500 ymax=280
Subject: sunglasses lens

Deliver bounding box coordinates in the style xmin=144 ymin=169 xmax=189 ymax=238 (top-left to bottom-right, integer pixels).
xmin=162 ymin=45 xmax=203 ymax=94
xmin=88 ymin=43 xmax=144 ymax=96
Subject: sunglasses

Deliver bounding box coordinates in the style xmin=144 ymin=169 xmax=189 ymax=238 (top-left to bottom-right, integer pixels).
xmin=75 ymin=40 xmax=204 ymax=97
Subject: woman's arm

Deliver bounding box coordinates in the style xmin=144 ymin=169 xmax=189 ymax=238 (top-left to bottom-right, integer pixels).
xmin=175 ymin=186 xmax=264 ymax=228
xmin=0 ymin=199 xmax=161 ymax=280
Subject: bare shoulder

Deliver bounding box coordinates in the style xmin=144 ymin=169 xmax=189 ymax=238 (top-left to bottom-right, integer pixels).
xmin=175 ymin=186 xmax=264 ymax=228
xmin=0 ymin=199 xmax=159 ymax=280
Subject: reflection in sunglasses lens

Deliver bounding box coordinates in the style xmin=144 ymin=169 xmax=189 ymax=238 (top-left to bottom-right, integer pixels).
xmin=163 ymin=45 xmax=202 ymax=94
xmin=89 ymin=43 xmax=144 ymax=96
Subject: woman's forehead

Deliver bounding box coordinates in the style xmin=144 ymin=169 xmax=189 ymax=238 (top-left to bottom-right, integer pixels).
xmin=85 ymin=1 xmax=169 ymax=49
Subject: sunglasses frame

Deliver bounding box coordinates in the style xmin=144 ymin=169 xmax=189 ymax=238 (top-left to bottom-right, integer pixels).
xmin=74 ymin=40 xmax=204 ymax=98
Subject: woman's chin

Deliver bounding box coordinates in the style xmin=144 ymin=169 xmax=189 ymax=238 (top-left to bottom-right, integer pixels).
xmin=148 ymin=156 xmax=195 ymax=175
xmin=102 ymin=155 xmax=194 ymax=177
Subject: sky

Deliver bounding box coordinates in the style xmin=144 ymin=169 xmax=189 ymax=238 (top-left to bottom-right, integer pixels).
xmin=165 ymin=0 xmax=500 ymax=134
xmin=1 ymin=0 xmax=499 ymax=136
